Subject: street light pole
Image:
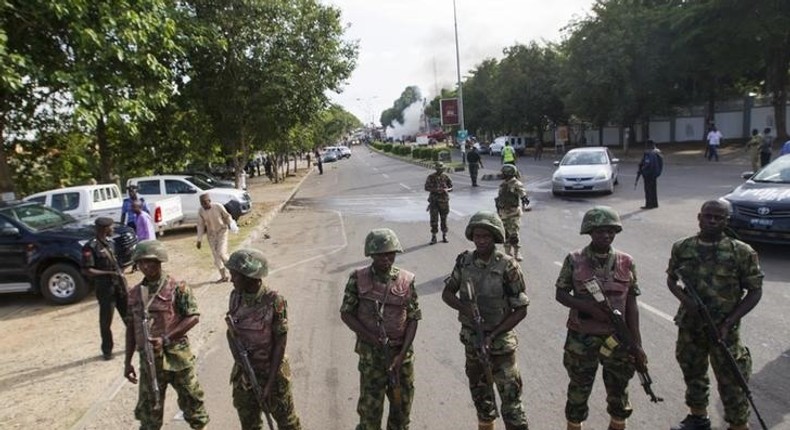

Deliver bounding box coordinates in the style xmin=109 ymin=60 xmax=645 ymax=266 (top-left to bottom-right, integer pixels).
xmin=453 ymin=0 xmax=466 ymax=163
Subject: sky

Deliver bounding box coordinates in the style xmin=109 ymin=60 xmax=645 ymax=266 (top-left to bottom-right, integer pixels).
xmin=326 ymin=0 xmax=595 ymax=129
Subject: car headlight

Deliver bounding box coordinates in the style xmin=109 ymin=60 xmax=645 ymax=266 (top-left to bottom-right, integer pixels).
xmin=552 ymin=172 xmax=562 ymax=181
xmin=594 ymin=170 xmax=608 ymax=180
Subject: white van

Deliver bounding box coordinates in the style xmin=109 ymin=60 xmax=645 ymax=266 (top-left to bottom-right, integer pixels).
xmin=127 ymin=175 xmax=252 ymax=224
xmin=24 ymin=184 xmax=123 ymax=223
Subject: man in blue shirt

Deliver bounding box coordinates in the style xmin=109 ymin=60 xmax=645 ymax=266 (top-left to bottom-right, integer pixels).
xmin=120 ymin=185 xmax=150 ymax=231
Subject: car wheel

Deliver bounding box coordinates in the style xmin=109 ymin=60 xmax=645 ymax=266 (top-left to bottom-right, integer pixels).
xmin=40 ymin=263 xmax=88 ymax=305
xmin=552 ymin=190 xmax=561 ymax=197
xmin=614 ymin=176 xmax=619 ymax=186
xmin=604 ymin=181 xmax=614 ymax=195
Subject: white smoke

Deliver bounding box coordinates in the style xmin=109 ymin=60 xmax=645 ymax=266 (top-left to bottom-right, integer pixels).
xmin=386 ymin=101 xmax=424 ymax=140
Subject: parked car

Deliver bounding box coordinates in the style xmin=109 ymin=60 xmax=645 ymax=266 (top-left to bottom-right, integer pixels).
xmin=552 ymin=147 xmax=620 ymax=196
xmin=337 ymin=145 xmax=352 ymax=158
xmin=24 ymin=183 xmax=123 ymax=224
xmin=127 ymin=175 xmax=252 ymax=223
xmin=0 ymin=201 xmax=138 ymax=304
xmin=720 ymin=155 xmax=790 ymax=244
xmin=175 ymin=171 xmax=237 ymax=189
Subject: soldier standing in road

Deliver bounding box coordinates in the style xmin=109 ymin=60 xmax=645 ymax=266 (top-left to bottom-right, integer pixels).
xmin=196 ymin=193 xmax=233 ymax=283
xmin=745 ymin=129 xmax=762 ymax=172
xmin=225 ymin=249 xmax=302 ymax=430
xmin=555 ymin=207 xmax=645 ymax=430
xmin=441 ymin=211 xmax=530 ymax=430
xmin=637 ymin=140 xmax=663 ymax=209
xmin=496 ymin=164 xmax=529 ymax=261
xmin=467 ymin=144 xmax=484 ymax=187
xmin=667 ymin=200 xmax=763 ymax=430
xmin=124 ymin=240 xmax=210 ymax=430
xmin=340 ymin=229 xmax=421 ymax=430
xmin=424 ymin=161 xmax=453 ymax=244
xmin=82 ymin=216 xmax=128 ymax=360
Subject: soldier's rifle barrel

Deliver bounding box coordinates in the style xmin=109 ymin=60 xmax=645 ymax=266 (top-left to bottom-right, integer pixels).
xmin=226 ymin=316 xmax=275 ymax=430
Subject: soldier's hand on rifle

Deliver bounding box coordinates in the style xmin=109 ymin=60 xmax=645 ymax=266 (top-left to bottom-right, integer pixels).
xmin=390 ymin=352 xmax=406 ymax=376
xmin=717 ymin=316 xmax=736 ymax=341
xmin=124 ymin=363 xmax=138 ymax=384
xmin=631 ymin=346 xmax=649 ymax=373
xmin=262 ymin=380 xmax=274 ymax=405
xmin=461 ymin=303 xmax=477 ymax=321
xmin=149 ymin=336 xmax=165 ymax=353
xmin=583 ymin=302 xmax=609 ymax=322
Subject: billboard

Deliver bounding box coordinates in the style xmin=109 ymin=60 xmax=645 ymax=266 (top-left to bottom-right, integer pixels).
xmin=440 ymin=98 xmax=459 ymax=126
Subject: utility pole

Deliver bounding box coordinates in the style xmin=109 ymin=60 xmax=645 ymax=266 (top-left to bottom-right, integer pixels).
xmin=453 ymin=0 xmax=466 ymax=164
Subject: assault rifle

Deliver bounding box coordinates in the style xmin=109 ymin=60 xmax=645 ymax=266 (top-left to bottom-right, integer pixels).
xmin=226 ymin=315 xmax=275 ymax=430
xmin=634 ymin=167 xmax=642 ymax=189
xmin=675 ymin=271 xmax=767 ymax=430
xmin=139 ymin=286 xmax=161 ymax=411
xmin=375 ymin=300 xmax=402 ymax=416
xmin=466 ymin=281 xmax=497 ymax=412
xmin=581 ymin=280 xmax=663 ymax=403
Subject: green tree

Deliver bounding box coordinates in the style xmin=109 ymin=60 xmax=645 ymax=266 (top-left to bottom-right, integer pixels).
xmin=380 ymin=85 xmax=421 ymax=128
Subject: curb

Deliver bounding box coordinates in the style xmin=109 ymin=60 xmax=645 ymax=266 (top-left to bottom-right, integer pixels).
xmin=241 ymin=167 xmax=314 ymax=248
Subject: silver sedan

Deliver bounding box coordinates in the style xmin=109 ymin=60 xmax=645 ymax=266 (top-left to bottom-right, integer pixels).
xmin=551 ymin=147 xmax=620 ymax=195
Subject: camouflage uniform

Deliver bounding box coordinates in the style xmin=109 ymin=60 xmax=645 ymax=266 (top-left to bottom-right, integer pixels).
xmin=341 ymin=265 xmax=421 ymax=430
xmin=424 ymin=163 xmax=453 ymax=239
xmin=127 ymin=273 xmax=209 ymax=430
xmin=81 ymin=220 xmax=128 ymax=358
xmin=496 ymin=165 xmax=527 ymax=258
xmin=667 ymin=235 xmax=763 ymax=428
xmin=445 ymin=243 xmax=530 ymax=429
xmin=555 ymin=246 xmax=639 ymax=425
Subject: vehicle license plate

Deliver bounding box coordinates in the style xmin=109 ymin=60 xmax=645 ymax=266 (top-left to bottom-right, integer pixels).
xmin=749 ymin=218 xmax=773 ymax=227
xmin=571 ymin=183 xmax=585 ymax=189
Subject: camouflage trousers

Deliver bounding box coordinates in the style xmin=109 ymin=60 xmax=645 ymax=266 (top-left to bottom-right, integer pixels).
xmin=135 ymin=356 xmax=209 ymax=430
xmin=463 ymin=347 xmax=529 ymax=429
xmin=676 ymin=324 xmax=752 ymax=426
xmin=562 ymin=330 xmax=635 ymax=423
xmin=232 ymin=358 xmax=301 ymax=430
xmin=429 ymin=201 xmax=449 ymax=234
xmin=498 ymin=210 xmax=521 ymax=245
xmin=355 ymin=341 xmax=415 ymax=430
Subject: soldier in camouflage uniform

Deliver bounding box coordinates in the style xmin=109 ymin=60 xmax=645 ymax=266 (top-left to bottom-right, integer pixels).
xmin=124 ymin=240 xmax=209 ymax=430
xmin=82 ymin=216 xmax=128 ymax=360
xmin=666 ymin=200 xmax=763 ymax=430
xmin=225 ymin=249 xmax=302 ymax=430
xmin=442 ymin=211 xmax=530 ymax=430
xmin=555 ymin=207 xmax=645 ymax=430
xmin=340 ymin=228 xmax=421 ymax=430
xmin=496 ymin=164 xmax=529 ymax=261
xmin=424 ymin=161 xmax=453 ymax=244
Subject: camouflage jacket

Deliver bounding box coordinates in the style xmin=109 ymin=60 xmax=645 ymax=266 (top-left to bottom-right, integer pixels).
xmin=424 ymin=172 xmax=452 ymax=203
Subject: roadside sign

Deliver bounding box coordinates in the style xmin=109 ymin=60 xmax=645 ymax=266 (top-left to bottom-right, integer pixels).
xmin=457 ymin=129 xmax=468 ymax=142
xmin=440 ymin=98 xmax=459 ymax=126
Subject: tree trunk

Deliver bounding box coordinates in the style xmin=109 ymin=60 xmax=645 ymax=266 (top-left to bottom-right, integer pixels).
xmin=97 ymin=117 xmax=113 ymax=183
xmin=0 ymin=110 xmax=16 ymax=200
xmin=767 ymin=46 xmax=789 ymax=142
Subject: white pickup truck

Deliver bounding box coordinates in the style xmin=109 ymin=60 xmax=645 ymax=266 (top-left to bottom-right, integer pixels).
xmin=127 ymin=175 xmax=252 ymax=224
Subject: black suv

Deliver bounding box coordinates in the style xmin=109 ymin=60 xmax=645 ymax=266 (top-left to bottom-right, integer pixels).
xmin=0 ymin=201 xmax=138 ymax=304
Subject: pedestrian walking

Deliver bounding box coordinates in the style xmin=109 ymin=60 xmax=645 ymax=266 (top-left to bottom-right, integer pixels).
xmin=667 ymin=200 xmax=763 ymax=430
xmin=759 ymin=127 xmax=773 ymax=167
xmin=196 ymin=193 xmax=234 ymax=283
xmin=637 ymin=140 xmax=663 ymax=209
xmin=340 ymin=228 xmax=421 ymax=430
xmin=706 ymin=126 xmax=723 ymax=162
xmin=467 ymin=145 xmax=483 ymax=187
xmin=496 ymin=164 xmax=529 ymax=261
xmin=745 ymin=129 xmax=762 ymax=172
xmin=533 ymin=140 xmax=543 ymax=160
xmin=315 ymin=149 xmax=323 ymax=175
xmin=424 ymin=161 xmax=453 ymax=244
xmin=81 ymin=217 xmax=128 ymax=360
xmin=441 ymin=211 xmax=530 ymax=430
xmin=124 ymin=240 xmax=210 ymax=430
xmin=121 ymin=185 xmax=150 ymax=231
xmin=225 ymin=249 xmax=302 ymax=430
xmin=555 ymin=207 xmax=646 ymax=430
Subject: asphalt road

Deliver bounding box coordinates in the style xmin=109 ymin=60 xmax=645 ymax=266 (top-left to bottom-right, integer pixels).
xmin=175 ymin=146 xmax=789 ymax=430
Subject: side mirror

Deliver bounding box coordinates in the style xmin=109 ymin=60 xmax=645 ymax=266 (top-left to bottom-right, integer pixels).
xmin=0 ymin=226 xmax=20 ymax=237
xmin=553 ymin=161 xmax=560 ymax=167
xmin=741 ymin=171 xmax=754 ymax=180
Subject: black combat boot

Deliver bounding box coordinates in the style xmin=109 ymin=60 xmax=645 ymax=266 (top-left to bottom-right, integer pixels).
xmin=670 ymin=415 xmax=711 ymax=430
xmin=430 ymin=234 xmax=437 ymax=245
xmin=442 ymin=233 xmax=448 ymax=243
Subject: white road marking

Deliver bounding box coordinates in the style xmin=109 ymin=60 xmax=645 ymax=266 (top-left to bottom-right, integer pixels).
xmin=382 ymin=173 xmax=390 ymax=179
xmin=400 ymin=183 xmax=412 ymax=191
xmin=638 ymin=302 xmax=674 ymax=323
xmin=450 ymin=208 xmax=464 ymax=216
xmin=553 ymin=261 xmax=563 ymax=267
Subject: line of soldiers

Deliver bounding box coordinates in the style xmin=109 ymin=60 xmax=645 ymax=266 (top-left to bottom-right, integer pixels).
xmin=86 ymin=190 xmax=763 ymax=429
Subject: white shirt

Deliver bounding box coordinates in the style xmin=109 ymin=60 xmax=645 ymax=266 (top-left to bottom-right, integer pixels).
xmin=707 ymin=130 xmax=723 ymax=146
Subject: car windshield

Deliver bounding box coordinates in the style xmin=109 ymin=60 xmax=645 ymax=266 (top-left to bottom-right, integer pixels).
xmin=186 ymin=176 xmax=214 ymax=189
xmin=751 ymin=156 xmax=790 ymax=183
xmin=0 ymin=203 xmax=76 ymax=231
xmin=561 ymin=151 xmax=607 ymax=166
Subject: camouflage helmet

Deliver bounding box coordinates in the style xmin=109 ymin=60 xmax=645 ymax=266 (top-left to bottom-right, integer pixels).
xmin=364 ymin=228 xmax=403 ymax=256
xmin=433 ymin=161 xmax=444 ymax=171
xmin=580 ymin=206 xmax=623 ymax=235
xmin=501 ymin=164 xmax=518 ymax=177
xmin=132 ymin=240 xmax=169 ymax=263
xmin=225 ymin=249 xmax=268 ymax=279
xmin=464 ymin=211 xmax=505 ymax=243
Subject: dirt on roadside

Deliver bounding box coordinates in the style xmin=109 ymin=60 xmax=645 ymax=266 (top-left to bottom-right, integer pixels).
xmin=0 ymin=164 xmax=311 ymax=430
